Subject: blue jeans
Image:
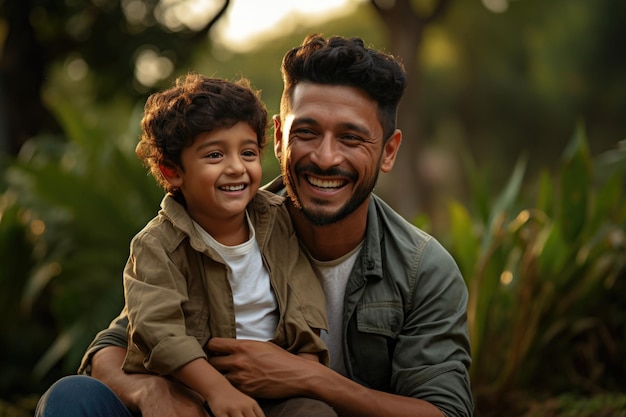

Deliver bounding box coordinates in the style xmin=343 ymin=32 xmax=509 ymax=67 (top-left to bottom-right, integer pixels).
xmin=35 ymin=375 xmax=134 ymax=417
xmin=35 ymin=374 xmax=337 ymax=417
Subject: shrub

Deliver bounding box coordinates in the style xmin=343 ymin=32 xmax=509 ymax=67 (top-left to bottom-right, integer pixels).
xmin=438 ymin=126 xmax=626 ymax=411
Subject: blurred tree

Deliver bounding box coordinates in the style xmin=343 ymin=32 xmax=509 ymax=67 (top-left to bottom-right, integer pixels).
xmin=369 ymin=0 xmax=452 ymax=221
xmin=0 ymin=0 xmax=230 ymax=155
xmin=366 ymin=0 xmax=625 ymax=223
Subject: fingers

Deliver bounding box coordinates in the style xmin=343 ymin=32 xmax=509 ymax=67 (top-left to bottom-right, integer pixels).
xmin=253 ymin=403 xmax=265 ymax=417
xmin=206 ymin=337 xmax=235 ymax=354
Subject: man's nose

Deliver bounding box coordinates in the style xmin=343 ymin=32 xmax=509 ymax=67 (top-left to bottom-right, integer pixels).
xmin=309 ymin=135 xmax=342 ymax=169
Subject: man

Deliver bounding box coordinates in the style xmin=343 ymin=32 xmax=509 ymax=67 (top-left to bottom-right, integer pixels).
xmin=36 ymin=34 xmax=473 ymax=417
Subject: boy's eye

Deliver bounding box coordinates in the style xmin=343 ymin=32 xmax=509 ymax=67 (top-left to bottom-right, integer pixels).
xmin=242 ymin=149 xmax=258 ymax=157
xmin=206 ymin=151 xmax=222 ymax=159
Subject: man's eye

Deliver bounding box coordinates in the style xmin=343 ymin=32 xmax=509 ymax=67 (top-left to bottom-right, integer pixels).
xmin=293 ymin=128 xmax=317 ymax=138
xmin=342 ymin=134 xmax=363 ymax=143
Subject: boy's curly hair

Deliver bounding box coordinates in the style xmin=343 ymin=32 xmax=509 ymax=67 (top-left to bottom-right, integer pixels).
xmin=136 ymin=73 xmax=268 ymax=195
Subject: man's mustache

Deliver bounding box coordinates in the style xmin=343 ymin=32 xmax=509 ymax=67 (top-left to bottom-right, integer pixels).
xmin=294 ymin=164 xmax=357 ymax=182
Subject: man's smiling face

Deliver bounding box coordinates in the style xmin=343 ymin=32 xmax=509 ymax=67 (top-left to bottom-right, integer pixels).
xmin=274 ymin=82 xmax=389 ymax=226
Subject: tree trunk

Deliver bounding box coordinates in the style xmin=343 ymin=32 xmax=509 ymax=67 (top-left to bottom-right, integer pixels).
xmin=370 ymin=0 xmax=452 ymax=221
xmin=0 ymin=0 xmax=54 ymax=155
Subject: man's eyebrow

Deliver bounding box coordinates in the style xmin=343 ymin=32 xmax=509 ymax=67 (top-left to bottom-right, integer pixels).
xmin=291 ymin=117 xmax=319 ymax=126
xmin=292 ymin=118 xmax=372 ymax=136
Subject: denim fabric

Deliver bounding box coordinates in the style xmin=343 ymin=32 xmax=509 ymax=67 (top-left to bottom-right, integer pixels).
xmin=35 ymin=375 xmax=133 ymax=417
xmin=35 ymin=376 xmax=336 ymax=417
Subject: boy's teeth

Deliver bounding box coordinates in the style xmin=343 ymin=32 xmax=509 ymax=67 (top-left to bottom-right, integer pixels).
xmin=221 ymin=184 xmax=245 ymax=191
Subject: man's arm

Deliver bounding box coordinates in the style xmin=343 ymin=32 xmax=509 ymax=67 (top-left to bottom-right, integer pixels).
xmin=91 ymin=346 xmax=207 ymax=417
xmin=208 ymin=339 xmax=444 ymax=417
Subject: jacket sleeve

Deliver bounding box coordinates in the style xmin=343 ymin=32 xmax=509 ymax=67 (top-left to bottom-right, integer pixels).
xmin=393 ymin=238 xmax=473 ymax=417
xmin=122 ymin=231 xmax=206 ymax=375
xmin=77 ymin=311 xmax=129 ymax=375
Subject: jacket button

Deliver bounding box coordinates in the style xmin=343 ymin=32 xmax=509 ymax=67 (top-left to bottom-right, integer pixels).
xmin=366 ymin=259 xmax=375 ymax=270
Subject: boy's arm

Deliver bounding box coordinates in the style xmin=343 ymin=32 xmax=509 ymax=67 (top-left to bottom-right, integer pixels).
xmin=297 ymin=352 xmax=321 ymax=362
xmin=171 ymin=358 xmax=264 ymax=417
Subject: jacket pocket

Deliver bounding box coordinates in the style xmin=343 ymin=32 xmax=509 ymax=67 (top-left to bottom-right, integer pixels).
xmin=356 ymin=302 xmax=403 ymax=338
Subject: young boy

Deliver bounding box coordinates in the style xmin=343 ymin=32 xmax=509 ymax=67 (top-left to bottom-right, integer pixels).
xmin=122 ymin=73 xmax=328 ymax=417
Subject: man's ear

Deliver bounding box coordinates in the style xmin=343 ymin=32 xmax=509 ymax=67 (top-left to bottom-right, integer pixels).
xmin=158 ymin=164 xmax=182 ymax=187
xmin=380 ymin=130 xmax=402 ymax=173
xmin=272 ymin=115 xmax=283 ymax=161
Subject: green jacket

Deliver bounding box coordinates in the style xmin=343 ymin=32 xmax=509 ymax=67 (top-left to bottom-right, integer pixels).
xmin=260 ymin=176 xmax=473 ymax=416
xmin=342 ymin=194 xmax=473 ymax=417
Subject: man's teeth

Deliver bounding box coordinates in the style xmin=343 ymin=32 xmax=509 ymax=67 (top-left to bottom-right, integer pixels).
xmin=221 ymin=184 xmax=245 ymax=191
xmin=307 ymin=176 xmax=343 ymax=189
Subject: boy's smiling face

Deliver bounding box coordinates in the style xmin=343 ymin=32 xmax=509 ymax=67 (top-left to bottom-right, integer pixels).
xmin=166 ymin=121 xmax=262 ymax=233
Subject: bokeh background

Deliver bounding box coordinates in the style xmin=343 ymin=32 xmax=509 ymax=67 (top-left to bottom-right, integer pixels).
xmin=1 ymin=0 xmax=625 ymax=416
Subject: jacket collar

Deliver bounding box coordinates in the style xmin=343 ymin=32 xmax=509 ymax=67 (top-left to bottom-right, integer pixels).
xmin=159 ymin=191 xmax=284 ymax=254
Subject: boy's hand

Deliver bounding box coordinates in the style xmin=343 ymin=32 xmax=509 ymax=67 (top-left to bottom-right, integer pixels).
xmin=205 ymin=384 xmax=264 ymax=417
xmin=134 ymin=375 xmax=209 ymax=417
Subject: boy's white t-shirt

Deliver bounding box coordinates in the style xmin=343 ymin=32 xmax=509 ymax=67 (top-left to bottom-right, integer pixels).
xmin=193 ymin=212 xmax=278 ymax=341
xmin=307 ymin=242 xmax=363 ymax=376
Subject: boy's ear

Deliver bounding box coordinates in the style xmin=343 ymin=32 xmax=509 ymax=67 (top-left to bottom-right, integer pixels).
xmin=158 ymin=164 xmax=182 ymax=186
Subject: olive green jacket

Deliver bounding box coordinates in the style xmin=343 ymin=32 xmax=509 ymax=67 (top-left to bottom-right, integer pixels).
xmin=340 ymin=194 xmax=473 ymax=417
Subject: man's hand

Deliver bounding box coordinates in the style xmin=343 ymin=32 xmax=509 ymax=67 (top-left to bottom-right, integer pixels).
xmin=91 ymin=346 xmax=208 ymax=417
xmin=207 ymin=338 xmax=445 ymax=417
xmin=207 ymin=338 xmax=322 ymax=399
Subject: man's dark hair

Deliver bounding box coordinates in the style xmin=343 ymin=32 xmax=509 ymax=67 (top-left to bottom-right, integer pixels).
xmin=136 ymin=73 xmax=268 ymax=195
xmin=280 ymin=34 xmax=407 ymax=141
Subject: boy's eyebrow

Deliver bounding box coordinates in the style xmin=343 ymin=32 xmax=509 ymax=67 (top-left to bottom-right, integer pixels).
xmin=193 ymin=137 xmax=259 ymax=152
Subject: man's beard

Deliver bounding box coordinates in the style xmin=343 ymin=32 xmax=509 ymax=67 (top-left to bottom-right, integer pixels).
xmin=282 ymin=161 xmax=380 ymax=226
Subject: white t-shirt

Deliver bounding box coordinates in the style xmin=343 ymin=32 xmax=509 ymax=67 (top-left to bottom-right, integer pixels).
xmin=307 ymin=242 xmax=363 ymax=376
xmin=194 ymin=212 xmax=278 ymax=341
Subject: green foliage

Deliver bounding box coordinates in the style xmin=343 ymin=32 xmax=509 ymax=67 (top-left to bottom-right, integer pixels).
xmin=0 ymin=92 xmax=163 ymax=395
xmin=522 ymin=393 xmax=626 ymax=417
xmin=0 ymin=190 xmax=56 ymax=398
xmin=0 ymin=396 xmax=39 ymax=417
xmin=439 ymin=126 xmax=626 ymax=401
